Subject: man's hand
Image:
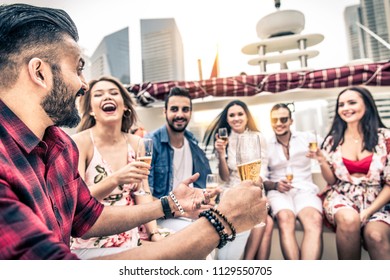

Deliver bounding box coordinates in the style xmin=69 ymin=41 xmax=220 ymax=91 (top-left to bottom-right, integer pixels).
xmin=216 ymin=181 xmax=267 ymax=233
xmin=276 ymin=179 xmax=293 ymax=193
xmin=171 ymin=173 xmax=222 ymax=218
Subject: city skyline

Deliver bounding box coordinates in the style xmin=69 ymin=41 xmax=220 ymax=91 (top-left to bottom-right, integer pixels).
xmin=3 ymin=0 xmax=360 ymax=82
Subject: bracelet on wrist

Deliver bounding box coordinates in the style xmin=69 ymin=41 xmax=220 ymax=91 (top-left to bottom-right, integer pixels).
xmin=169 ymin=191 xmax=185 ymax=215
xmin=149 ymin=230 xmax=161 ymax=241
xmin=210 ymin=208 xmax=236 ymax=242
xmin=199 ymin=210 xmax=229 ymax=249
xmin=160 ymin=196 xmax=174 ymax=219
xmin=274 ymin=181 xmax=279 ymax=190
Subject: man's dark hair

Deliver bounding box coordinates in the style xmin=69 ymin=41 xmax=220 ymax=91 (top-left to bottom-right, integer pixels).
xmin=0 ymin=4 xmax=79 ymax=88
xmin=270 ymin=103 xmax=292 ymax=118
xmin=164 ymin=87 xmax=192 ymax=110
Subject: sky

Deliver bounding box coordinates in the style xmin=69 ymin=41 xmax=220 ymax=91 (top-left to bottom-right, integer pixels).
xmin=2 ymin=0 xmax=360 ymax=83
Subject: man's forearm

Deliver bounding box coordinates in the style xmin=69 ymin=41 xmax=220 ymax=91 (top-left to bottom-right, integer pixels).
xmin=94 ymin=217 xmax=219 ymax=260
xmin=83 ymin=200 xmax=165 ymax=238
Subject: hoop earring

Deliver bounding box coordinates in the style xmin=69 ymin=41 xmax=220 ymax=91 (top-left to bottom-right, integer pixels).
xmin=124 ymin=109 xmax=131 ymax=118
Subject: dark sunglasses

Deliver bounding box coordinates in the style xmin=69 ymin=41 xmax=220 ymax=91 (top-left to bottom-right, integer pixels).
xmin=271 ymin=117 xmax=289 ymax=125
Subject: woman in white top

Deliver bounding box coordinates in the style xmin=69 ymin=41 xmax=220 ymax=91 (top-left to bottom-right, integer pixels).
xmin=203 ymin=100 xmax=273 ymax=260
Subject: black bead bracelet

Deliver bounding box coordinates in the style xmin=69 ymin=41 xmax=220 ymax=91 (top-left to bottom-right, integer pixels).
xmin=199 ymin=209 xmax=236 ymax=249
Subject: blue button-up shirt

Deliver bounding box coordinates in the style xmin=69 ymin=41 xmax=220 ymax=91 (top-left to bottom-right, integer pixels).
xmin=146 ymin=126 xmax=211 ymax=198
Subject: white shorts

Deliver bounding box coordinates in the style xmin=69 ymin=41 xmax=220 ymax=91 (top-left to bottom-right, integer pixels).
xmin=267 ymin=187 xmax=322 ymax=216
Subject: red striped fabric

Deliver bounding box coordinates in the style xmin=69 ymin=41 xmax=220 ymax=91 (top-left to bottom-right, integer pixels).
xmin=128 ymin=62 xmax=390 ymax=104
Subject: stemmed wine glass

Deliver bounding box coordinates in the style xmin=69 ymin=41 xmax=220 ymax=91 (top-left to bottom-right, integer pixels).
xmin=236 ymin=133 xmax=262 ymax=183
xmin=206 ymin=174 xmax=219 ymax=204
xmin=308 ymin=130 xmax=318 ymax=153
xmin=308 ymin=130 xmax=320 ymax=169
xmin=134 ymin=138 xmax=153 ymax=196
xmin=285 ymin=164 xmax=293 ymax=183
xmin=218 ymin=127 xmax=228 ymax=143
xmin=236 ymin=133 xmax=265 ymax=227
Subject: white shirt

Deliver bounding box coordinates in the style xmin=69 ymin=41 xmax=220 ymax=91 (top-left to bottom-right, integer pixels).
xmin=266 ymin=130 xmax=319 ymax=192
xmin=172 ymin=138 xmax=193 ymax=189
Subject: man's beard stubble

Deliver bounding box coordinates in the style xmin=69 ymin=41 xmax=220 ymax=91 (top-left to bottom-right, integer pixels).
xmin=41 ymin=72 xmax=81 ymax=128
xmin=166 ymin=116 xmax=188 ymax=133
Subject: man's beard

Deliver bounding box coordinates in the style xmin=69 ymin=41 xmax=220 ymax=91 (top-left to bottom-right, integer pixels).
xmin=275 ymin=130 xmax=289 ymax=137
xmin=166 ymin=116 xmax=188 ymax=133
xmin=41 ymin=73 xmax=81 ymax=128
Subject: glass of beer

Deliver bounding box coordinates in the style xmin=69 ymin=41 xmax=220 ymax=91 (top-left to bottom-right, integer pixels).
xmin=206 ymin=174 xmax=219 ymax=204
xmin=218 ymin=127 xmax=228 ymax=143
xmin=134 ymin=138 xmax=153 ymax=195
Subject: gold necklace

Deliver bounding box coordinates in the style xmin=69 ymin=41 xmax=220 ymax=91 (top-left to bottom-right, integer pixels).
xmin=350 ymin=135 xmax=361 ymax=144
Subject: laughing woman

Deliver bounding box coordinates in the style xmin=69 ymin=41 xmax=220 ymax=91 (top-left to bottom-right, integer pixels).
xmin=70 ymin=76 xmax=163 ymax=259
xmin=312 ymin=86 xmax=390 ymax=259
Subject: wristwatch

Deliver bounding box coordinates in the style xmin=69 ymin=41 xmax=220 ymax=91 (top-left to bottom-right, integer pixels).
xmin=160 ymin=196 xmax=174 ymax=219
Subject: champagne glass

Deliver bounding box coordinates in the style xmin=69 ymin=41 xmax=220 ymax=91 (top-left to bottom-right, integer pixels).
xmin=308 ymin=130 xmax=318 ymax=153
xmin=286 ymin=164 xmax=293 ymax=183
xmin=206 ymin=174 xmax=219 ymax=204
xmin=236 ymin=133 xmax=262 ymax=183
xmin=218 ymin=127 xmax=228 ymax=143
xmin=134 ymin=138 xmax=153 ymax=196
xmin=236 ymin=133 xmax=265 ymax=227
xmin=308 ymin=130 xmax=320 ymax=169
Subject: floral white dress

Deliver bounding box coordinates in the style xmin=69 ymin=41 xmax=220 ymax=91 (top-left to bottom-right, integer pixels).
xmin=70 ymin=133 xmax=146 ymax=250
xmin=320 ymin=128 xmax=390 ymax=228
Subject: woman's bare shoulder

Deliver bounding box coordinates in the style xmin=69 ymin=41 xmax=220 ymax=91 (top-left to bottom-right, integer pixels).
xmin=71 ymin=129 xmax=92 ymax=149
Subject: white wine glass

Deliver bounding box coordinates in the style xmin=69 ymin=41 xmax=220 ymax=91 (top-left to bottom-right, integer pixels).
xmin=134 ymin=138 xmax=153 ymax=196
xmin=308 ymin=130 xmax=318 ymax=153
xmin=285 ymin=164 xmax=293 ymax=183
xmin=236 ymin=133 xmax=265 ymax=227
xmin=206 ymin=174 xmax=219 ymax=204
xmin=218 ymin=127 xmax=228 ymax=143
xmin=308 ymin=130 xmax=320 ymax=169
xmin=236 ymin=133 xmax=262 ymax=183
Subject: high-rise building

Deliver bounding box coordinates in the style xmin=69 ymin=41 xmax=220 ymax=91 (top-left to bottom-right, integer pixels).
xmin=90 ymin=27 xmax=130 ymax=84
xmin=345 ymin=0 xmax=390 ymax=62
xmin=140 ymin=18 xmax=185 ymax=82
xmin=360 ymin=0 xmax=390 ymax=62
xmin=344 ymin=5 xmax=367 ymax=60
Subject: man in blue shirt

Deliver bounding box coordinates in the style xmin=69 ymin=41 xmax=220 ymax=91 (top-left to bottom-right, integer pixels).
xmin=147 ymin=87 xmax=211 ymax=198
xmin=147 ymin=87 xmax=212 ymax=231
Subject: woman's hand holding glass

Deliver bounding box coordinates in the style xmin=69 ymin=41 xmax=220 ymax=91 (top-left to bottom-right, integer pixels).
xmin=134 ymin=138 xmax=153 ymax=196
xmin=215 ymin=129 xmax=228 ymax=156
xmin=112 ymin=161 xmax=150 ymax=188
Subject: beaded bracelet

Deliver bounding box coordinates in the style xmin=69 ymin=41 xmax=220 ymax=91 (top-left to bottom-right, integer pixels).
xmin=210 ymin=208 xmax=236 ymax=242
xmin=169 ymin=191 xmax=185 ymax=215
xmin=199 ymin=210 xmax=229 ymax=249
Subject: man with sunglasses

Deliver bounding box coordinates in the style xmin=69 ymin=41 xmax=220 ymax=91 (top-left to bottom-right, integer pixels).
xmin=263 ymin=103 xmax=323 ymax=260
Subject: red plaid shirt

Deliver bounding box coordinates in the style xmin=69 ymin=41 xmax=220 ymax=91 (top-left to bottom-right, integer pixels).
xmin=0 ymin=100 xmax=104 ymax=259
